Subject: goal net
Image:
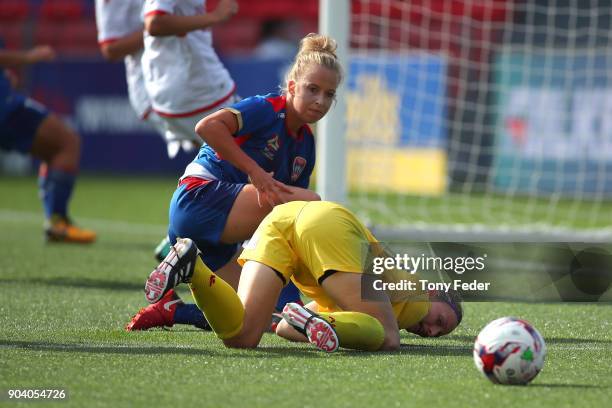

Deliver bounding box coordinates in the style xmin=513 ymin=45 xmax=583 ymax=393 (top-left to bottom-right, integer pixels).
xmin=320 ymin=0 xmax=612 ymax=241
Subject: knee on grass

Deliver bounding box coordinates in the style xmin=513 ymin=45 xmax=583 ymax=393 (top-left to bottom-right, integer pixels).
xmin=222 ymin=333 xmax=262 ymax=349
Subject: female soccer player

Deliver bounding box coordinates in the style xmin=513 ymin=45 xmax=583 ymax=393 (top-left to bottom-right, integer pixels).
xmin=105 ymin=0 xmax=236 ymax=331
xmin=94 ymin=0 xmax=166 ymax=148
xmin=144 ymin=201 xmax=463 ymax=352
xmin=141 ymin=0 xmax=239 ymax=158
xmin=0 ymin=45 xmax=96 ymax=243
xmin=126 ymin=33 xmax=344 ymax=331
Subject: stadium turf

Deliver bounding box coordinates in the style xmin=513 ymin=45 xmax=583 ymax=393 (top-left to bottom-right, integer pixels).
xmin=1 ymin=175 xmax=611 ymax=407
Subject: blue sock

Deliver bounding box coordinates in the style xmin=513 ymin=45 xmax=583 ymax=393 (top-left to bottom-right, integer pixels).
xmin=39 ymin=168 xmax=76 ymax=219
xmin=174 ymin=303 xmax=210 ymax=330
xmin=275 ymin=281 xmax=302 ymax=311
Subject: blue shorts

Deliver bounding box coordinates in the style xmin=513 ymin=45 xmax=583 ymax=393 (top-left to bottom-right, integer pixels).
xmin=168 ymin=178 xmax=246 ymax=271
xmin=0 ymin=98 xmax=49 ymax=153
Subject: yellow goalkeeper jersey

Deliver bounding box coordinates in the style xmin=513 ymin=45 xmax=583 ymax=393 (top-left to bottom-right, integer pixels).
xmin=238 ymin=201 xmax=430 ymax=329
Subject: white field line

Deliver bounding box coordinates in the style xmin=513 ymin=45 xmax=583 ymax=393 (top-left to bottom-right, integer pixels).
xmin=0 ymin=209 xmax=166 ymax=236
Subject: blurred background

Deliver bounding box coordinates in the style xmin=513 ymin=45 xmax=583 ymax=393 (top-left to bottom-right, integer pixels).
xmin=0 ymin=0 xmax=318 ymax=174
xmin=2 ymin=0 xmax=612 ymax=239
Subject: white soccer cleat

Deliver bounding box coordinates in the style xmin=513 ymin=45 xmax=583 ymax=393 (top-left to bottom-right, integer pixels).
xmin=144 ymin=238 xmax=198 ymax=304
xmin=282 ymin=302 xmax=339 ymax=353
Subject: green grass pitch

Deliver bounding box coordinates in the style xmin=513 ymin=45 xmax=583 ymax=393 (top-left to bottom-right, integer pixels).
xmin=0 ymin=175 xmax=611 ymax=407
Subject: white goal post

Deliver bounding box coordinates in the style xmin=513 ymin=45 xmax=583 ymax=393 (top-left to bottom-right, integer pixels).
xmin=317 ymin=0 xmax=350 ymax=204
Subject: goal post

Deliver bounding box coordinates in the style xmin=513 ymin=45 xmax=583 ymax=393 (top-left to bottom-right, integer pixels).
xmin=316 ymin=0 xmax=350 ymax=204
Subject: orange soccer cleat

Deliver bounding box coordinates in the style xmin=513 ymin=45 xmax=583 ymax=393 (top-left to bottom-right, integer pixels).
xmin=45 ymin=215 xmax=96 ymax=244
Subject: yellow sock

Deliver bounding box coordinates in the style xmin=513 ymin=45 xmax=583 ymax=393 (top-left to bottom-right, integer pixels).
xmin=318 ymin=311 xmax=385 ymax=351
xmin=188 ymin=257 xmax=244 ymax=339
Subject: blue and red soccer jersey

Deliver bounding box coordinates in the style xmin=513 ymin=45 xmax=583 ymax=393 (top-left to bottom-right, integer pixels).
xmin=186 ymin=93 xmax=315 ymax=189
xmin=169 ymin=93 xmax=317 ymax=272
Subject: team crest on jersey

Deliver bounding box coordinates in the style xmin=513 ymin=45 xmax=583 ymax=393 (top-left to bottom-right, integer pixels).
xmin=291 ymin=156 xmax=307 ymax=182
xmin=262 ymin=134 xmax=280 ymax=160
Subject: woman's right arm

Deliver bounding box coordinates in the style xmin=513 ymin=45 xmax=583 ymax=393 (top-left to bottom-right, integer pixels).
xmin=195 ymin=110 xmax=291 ymax=204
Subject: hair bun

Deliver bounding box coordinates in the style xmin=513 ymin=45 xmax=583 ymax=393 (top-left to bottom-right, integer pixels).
xmin=298 ymin=33 xmax=338 ymax=59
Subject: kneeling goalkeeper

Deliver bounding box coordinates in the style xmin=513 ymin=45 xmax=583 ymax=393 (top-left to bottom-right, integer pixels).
xmin=144 ymin=201 xmax=462 ymax=352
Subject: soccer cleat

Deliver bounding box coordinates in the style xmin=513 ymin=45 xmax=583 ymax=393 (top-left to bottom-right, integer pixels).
xmin=145 ymin=238 xmax=198 ymax=304
xmin=282 ymin=302 xmax=339 ymax=353
xmin=154 ymin=236 xmax=172 ymax=262
xmin=45 ymin=215 xmax=96 ymax=244
xmin=125 ymin=289 xmax=183 ymax=331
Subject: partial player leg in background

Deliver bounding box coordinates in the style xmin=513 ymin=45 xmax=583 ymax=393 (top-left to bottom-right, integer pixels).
xmin=31 ymin=113 xmax=96 ymax=244
xmin=154 ymin=236 xmax=172 ymax=262
xmin=0 ymin=98 xmax=96 ymax=243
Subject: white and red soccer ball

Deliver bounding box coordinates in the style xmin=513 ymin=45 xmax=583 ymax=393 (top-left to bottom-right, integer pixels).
xmin=473 ymin=317 xmax=547 ymax=385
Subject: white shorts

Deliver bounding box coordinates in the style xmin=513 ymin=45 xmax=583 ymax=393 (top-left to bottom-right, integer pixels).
xmin=159 ymin=94 xmax=241 ymax=159
xmin=145 ymin=111 xmax=166 ymax=139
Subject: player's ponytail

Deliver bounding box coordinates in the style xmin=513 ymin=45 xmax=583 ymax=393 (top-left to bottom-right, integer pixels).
xmin=282 ymin=33 xmax=343 ymax=94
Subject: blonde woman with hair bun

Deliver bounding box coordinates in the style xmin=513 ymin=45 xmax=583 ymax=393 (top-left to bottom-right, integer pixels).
xmin=128 ymin=33 xmax=344 ymax=331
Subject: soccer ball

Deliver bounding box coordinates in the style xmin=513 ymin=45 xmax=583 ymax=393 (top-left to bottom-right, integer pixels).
xmin=473 ymin=317 xmax=546 ymax=385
